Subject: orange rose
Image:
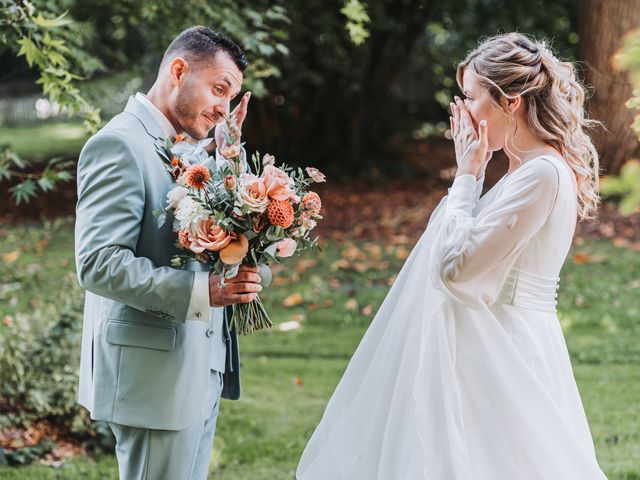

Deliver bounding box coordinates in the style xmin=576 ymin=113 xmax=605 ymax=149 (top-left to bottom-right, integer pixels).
xmin=187 ymin=218 xmax=235 ymax=253
xmin=219 ymin=234 xmax=249 ymax=265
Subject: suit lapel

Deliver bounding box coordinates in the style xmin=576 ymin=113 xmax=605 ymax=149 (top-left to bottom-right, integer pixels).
xmin=123 ymin=96 xmax=174 ymax=170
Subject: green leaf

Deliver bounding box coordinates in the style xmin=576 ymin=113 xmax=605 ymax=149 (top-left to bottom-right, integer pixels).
xmin=16 ymin=37 xmax=45 ymax=67
xmin=31 ymin=12 xmax=72 ymax=29
xmin=10 ymin=179 xmax=38 ymax=205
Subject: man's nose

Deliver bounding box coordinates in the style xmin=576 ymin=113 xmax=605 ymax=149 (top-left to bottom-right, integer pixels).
xmin=215 ymin=101 xmax=230 ymax=119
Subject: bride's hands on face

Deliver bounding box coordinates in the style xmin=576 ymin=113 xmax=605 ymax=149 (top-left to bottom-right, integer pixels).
xmin=450 ymin=96 xmax=491 ymax=178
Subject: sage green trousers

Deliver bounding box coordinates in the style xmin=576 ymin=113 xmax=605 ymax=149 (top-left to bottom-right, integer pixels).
xmin=108 ymin=370 xmax=224 ymax=480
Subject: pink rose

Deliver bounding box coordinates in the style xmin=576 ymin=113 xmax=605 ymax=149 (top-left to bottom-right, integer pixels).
xmin=305 ymin=167 xmax=326 ymax=183
xmin=275 ymin=238 xmax=297 ymax=258
xmin=187 ymin=218 xmax=235 ymax=253
xmin=262 ymin=165 xmax=300 ymax=203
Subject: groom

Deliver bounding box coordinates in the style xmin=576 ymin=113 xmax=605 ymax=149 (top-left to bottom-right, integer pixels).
xmin=74 ymin=26 xmax=262 ymax=479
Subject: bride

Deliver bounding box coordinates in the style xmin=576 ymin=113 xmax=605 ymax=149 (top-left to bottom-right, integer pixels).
xmin=296 ymin=33 xmax=608 ymax=479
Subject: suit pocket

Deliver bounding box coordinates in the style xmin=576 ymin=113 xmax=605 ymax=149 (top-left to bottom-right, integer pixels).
xmin=106 ymin=320 xmax=177 ymax=352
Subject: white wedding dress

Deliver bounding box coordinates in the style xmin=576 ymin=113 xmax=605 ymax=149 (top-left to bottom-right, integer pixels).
xmin=297 ymin=155 xmax=607 ymax=479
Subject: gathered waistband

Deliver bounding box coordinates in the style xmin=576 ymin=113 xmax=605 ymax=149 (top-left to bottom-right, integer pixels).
xmin=495 ymin=268 xmax=559 ymax=313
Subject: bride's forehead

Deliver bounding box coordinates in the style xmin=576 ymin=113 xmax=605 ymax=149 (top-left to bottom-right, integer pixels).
xmin=462 ymin=69 xmax=480 ymax=91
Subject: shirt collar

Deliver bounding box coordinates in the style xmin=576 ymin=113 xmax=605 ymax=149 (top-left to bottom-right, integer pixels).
xmin=135 ymin=92 xmax=178 ymax=140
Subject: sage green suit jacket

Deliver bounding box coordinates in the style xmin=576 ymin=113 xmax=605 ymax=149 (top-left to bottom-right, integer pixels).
xmin=75 ymin=96 xmax=240 ymax=431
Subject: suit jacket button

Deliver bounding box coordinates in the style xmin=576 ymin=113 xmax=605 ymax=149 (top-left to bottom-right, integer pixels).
xmin=195 ymin=312 xmax=201 ymax=318
xmin=206 ymin=328 xmax=214 ymax=338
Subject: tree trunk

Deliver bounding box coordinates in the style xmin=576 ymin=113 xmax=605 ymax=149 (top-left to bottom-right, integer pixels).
xmin=579 ymin=0 xmax=640 ymax=175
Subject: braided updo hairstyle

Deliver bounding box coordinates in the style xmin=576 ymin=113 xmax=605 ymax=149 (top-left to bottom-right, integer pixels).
xmin=456 ymin=33 xmax=600 ymax=220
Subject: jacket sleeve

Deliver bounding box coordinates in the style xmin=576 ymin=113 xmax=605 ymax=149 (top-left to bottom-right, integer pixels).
xmin=434 ymin=158 xmax=560 ymax=306
xmin=74 ymin=131 xmax=196 ymax=322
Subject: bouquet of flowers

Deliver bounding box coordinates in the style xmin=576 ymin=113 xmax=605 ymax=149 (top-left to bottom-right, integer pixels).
xmin=154 ymin=117 xmax=325 ymax=335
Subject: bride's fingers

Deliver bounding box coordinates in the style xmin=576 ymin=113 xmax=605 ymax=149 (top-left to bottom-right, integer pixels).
xmin=455 ymin=97 xmax=477 ymax=140
xmin=478 ymin=120 xmax=488 ymax=148
xmin=452 ymin=103 xmax=461 ymax=138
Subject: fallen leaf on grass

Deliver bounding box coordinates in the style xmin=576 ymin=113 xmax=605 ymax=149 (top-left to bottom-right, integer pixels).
xmin=2 ymin=250 xmax=20 ymax=264
xmin=572 ymin=252 xmax=592 ymax=264
xmin=612 ymin=237 xmax=628 ymax=248
xmin=341 ymin=246 xmax=364 ymax=261
xmin=293 ymin=377 xmax=304 ymax=386
xmin=274 ymin=277 xmax=290 ymax=286
xmin=295 ymin=259 xmax=318 ymax=274
xmin=361 ymin=304 xmax=373 ymax=316
xmin=353 ymin=262 xmax=369 ymax=273
xmin=344 ymin=298 xmax=358 ymax=311
xmin=291 ymin=313 xmax=306 ymax=322
xmin=282 ymin=292 xmax=303 ymax=307
xmin=330 ymin=259 xmax=350 ymax=271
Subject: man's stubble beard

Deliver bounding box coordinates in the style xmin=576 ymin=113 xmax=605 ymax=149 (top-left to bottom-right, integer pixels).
xmin=173 ymin=90 xmax=207 ymax=140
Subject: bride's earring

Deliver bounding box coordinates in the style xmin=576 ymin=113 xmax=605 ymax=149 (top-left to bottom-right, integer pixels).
xmin=504 ymin=112 xmax=522 ymax=165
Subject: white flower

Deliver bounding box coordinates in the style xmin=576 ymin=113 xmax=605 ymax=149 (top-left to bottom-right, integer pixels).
xmin=174 ymin=196 xmax=209 ymax=233
xmin=166 ymin=186 xmax=189 ymax=210
xmin=262 ymin=154 xmax=276 ymax=166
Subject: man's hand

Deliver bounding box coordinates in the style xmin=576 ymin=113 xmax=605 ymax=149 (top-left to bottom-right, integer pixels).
xmin=214 ymin=91 xmax=251 ymax=150
xmin=209 ymin=264 xmax=262 ymax=307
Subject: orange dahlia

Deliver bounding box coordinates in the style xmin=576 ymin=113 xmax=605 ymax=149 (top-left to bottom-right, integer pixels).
xmin=267 ymin=199 xmax=295 ymax=228
xmin=185 ymin=164 xmax=210 ymax=189
xmin=302 ymin=191 xmax=322 ymax=214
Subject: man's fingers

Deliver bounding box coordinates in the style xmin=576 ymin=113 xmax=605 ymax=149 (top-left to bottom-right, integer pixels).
xmin=230 ymin=272 xmax=261 ymax=284
xmin=238 ymin=264 xmax=259 ymax=273
xmin=228 ymin=282 xmax=262 ymax=294
xmin=233 ymin=91 xmax=251 ymax=128
xmin=230 ymin=293 xmax=258 ymax=304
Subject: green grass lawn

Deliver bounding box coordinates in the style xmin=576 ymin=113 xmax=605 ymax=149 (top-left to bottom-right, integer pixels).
xmin=0 ymin=122 xmax=88 ymax=160
xmin=0 ymin=220 xmax=639 ymax=479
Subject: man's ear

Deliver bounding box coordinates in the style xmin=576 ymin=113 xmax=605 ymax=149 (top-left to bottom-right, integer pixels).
xmin=169 ymin=57 xmax=189 ymax=86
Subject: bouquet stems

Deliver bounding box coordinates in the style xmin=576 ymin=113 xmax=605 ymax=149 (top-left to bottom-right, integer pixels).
xmin=231 ymin=295 xmax=273 ymax=335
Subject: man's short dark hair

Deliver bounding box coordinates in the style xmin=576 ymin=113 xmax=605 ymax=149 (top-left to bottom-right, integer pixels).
xmin=161 ymin=26 xmax=248 ymax=72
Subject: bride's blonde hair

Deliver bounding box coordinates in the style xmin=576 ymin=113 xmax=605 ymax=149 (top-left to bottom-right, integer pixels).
xmin=456 ymin=32 xmax=600 ymax=220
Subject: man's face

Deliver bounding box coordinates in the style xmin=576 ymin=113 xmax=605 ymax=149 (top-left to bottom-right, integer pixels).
xmin=168 ymin=51 xmax=243 ymax=140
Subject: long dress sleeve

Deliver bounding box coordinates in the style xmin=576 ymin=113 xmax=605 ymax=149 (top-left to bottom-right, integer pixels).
xmin=433 ymin=157 xmax=561 ymax=307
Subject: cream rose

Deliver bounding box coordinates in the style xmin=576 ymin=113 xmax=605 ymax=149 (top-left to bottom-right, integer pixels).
xmin=236 ymin=174 xmax=269 ymax=213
